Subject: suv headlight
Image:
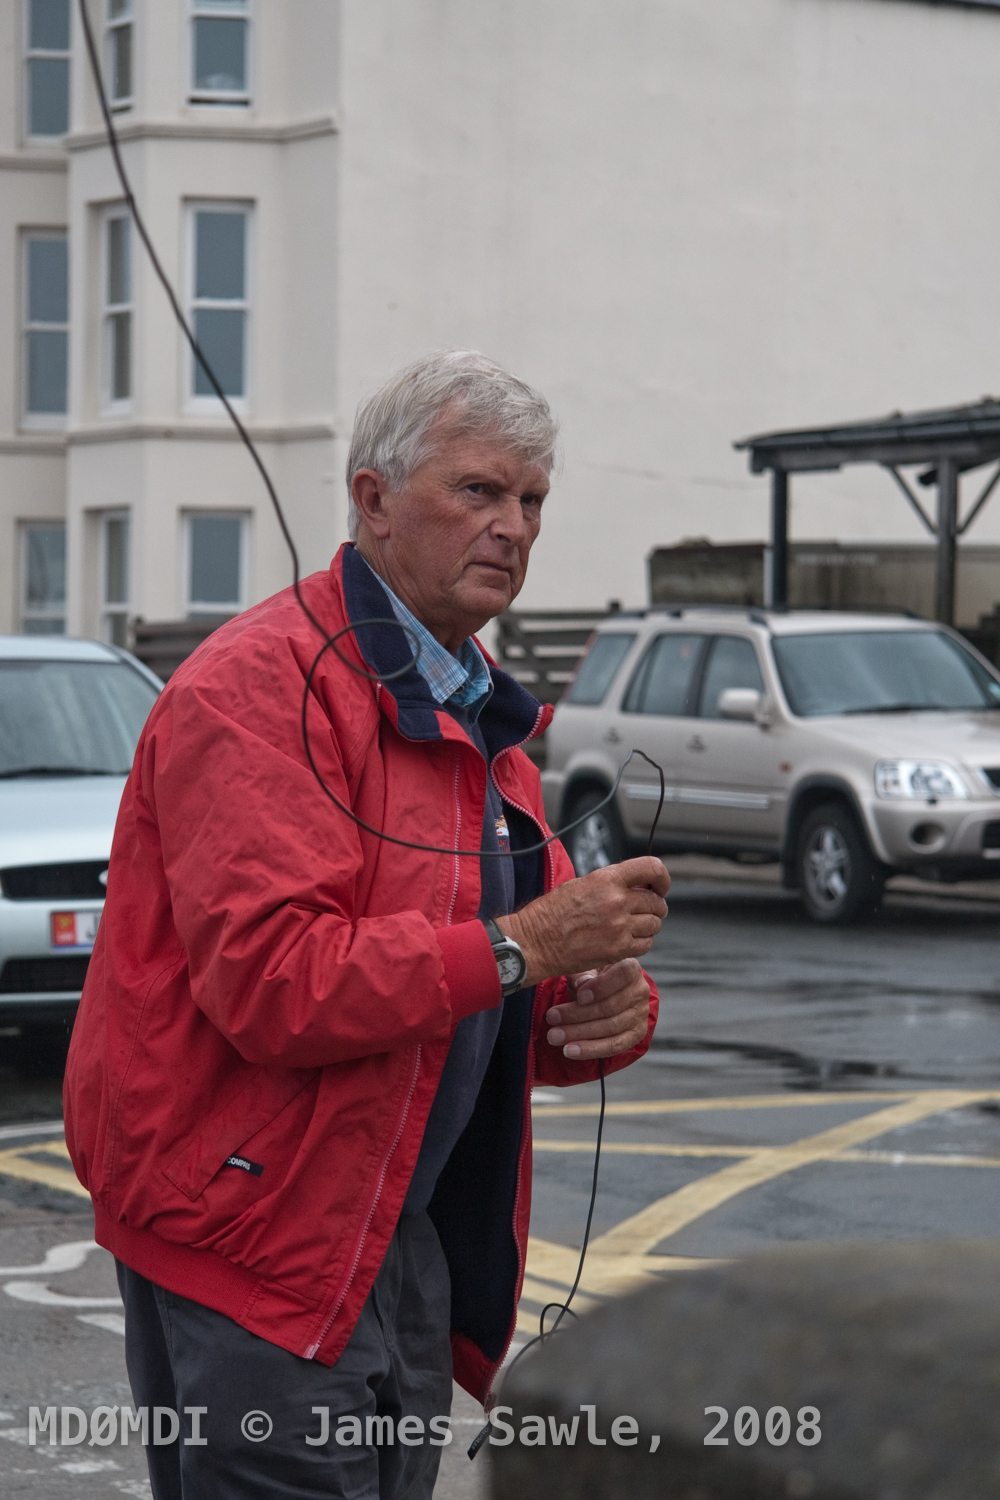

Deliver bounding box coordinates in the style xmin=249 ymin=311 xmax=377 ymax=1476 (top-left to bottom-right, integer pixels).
xmin=875 ymin=760 xmax=969 ymax=800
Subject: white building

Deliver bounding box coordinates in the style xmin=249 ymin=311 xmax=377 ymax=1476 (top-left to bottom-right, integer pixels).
xmin=2 ymin=0 xmax=1000 ymax=649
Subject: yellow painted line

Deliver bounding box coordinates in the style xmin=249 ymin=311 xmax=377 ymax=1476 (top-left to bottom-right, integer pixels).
xmin=0 ymin=1140 xmax=90 ymax=1200
xmin=534 ymin=1139 xmax=753 ymax=1159
xmin=532 ymin=1091 xmax=919 ymax=1118
xmin=586 ymin=1090 xmax=1000 ymax=1258
xmin=523 ymin=1235 xmax=722 ymax=1304
xmin=838 ymin=1149 xmax=1000 ymax=1169
xmin=534 ymin=1140 xmax=1000 ymax=1170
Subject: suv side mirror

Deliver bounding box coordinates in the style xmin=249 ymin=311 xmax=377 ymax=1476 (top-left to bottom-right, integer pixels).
xmin=717 ymin=688 xmax=763 ymax=721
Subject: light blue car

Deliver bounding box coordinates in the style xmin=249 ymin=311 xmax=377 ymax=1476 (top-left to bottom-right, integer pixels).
xmin=0 ymin=637 xmax=161 ymax=1036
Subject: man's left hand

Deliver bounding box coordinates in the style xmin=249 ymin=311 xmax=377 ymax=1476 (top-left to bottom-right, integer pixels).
xmin=544 ymin=958 xmax=651 ymax=1061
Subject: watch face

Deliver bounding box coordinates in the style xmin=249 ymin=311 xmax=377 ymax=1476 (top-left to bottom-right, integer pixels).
xmin=496 ymin=949 xmax=524 ymax=988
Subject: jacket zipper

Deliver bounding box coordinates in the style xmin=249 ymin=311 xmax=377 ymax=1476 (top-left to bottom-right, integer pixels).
xmin=303 ymin=1043 xmax=422 ymax=1359
xmin=445 ymin=756 xmax=463 ymax=926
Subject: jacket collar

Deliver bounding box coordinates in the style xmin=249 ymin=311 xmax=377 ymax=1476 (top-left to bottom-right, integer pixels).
xmin=339 ymin=544 xmax=547 ymax=757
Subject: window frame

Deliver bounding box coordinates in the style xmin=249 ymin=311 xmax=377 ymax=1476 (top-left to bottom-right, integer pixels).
xmin=188 ymin=0 xmax=252 ymax=108
xmin=182 ymin=510 xmax=251 ymax=619
xmin=99 ymin=509 xmax=131 ymax=647
xmin=19 ymin=521 xmax=67 ymax=635
xmin=620 ymin=631 xmax=709 ymax=717
xmin=695 ymin=634 xmax=767 ymax=720
xmin=185 ymin=200 xmax=252 ymax=414
xmin=105 ymin=0 xmax=134 ymax=113
xmin=21 ymin=228 xmax=70 ymax=429
xmin=101 ymin=207 xmax=133 ymax=413
xmin=24 ymin=0 xmax=72 ymax=141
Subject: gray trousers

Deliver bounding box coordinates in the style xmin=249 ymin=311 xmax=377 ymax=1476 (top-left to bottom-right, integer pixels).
xmin=116 ymin=1211 xmax=454 ymax=1499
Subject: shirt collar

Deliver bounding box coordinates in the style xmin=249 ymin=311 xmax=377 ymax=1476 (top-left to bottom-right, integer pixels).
xmin=358 ymin=554 xmax=494 ymax=722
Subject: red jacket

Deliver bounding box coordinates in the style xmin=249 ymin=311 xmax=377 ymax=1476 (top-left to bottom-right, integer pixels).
xmin=64 ymin=544 xmax=658 ymax=1403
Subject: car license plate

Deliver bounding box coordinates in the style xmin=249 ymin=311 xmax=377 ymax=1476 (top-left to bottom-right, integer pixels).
xmin=51 ymin=910 xmax=101 ymax=949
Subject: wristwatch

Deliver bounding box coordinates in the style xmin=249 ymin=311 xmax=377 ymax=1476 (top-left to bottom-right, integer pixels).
xmin=484 ymin=918 xmax=528 ymax=996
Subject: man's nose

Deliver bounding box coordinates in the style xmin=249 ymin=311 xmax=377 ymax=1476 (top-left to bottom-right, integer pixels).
xmin=491 ymin=493 xmax=532 ymax=543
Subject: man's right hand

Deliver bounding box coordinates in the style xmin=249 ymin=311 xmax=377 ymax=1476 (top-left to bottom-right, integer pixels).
xmin=495 ymin=857 xmax=670 ymax=986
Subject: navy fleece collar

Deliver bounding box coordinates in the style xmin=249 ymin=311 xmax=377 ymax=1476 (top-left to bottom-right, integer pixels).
xmin=341 ymin=544 xmax=543 ymax=756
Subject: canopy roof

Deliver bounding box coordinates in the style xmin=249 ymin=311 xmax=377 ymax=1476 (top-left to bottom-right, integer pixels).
xmin=736 ymin=398 xmax=1000 ymax=475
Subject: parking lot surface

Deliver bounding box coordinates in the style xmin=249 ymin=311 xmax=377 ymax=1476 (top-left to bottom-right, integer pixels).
xmin=1 ymin=860 xmax=997 ymax=1497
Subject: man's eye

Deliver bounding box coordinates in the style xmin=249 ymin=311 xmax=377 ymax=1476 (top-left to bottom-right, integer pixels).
xmin=466 ymin=483 xmax=485 ymax=495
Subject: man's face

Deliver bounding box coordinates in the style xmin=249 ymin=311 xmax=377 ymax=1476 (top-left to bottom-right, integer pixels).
xmin=352 ymin=425 xmax=550 ymax=653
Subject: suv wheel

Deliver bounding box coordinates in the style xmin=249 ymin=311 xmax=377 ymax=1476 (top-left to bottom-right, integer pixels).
xmin=564 ymin=788 xmax=626 ymax=875
xmin=797 ymin=803 xmax=885 ymax=924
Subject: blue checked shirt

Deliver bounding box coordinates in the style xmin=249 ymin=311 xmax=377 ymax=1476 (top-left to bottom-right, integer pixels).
xmin=360 ymin=555 xmax=494 ymax=721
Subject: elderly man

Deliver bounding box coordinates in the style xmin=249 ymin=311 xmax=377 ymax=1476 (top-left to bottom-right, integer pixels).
xmin=65 ymin=350 xmax=670 ymax=1500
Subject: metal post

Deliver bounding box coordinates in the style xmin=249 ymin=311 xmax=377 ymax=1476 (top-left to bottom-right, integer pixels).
xmin=935 ymin=457 xmax=958 ymax=624
xmin=769 ymin=469 xmax=789 ymax=608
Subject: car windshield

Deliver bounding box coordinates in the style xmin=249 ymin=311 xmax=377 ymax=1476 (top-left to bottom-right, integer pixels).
xmin=0 ymin=660 xmax=159 ymax=777
xmin=772 ymin=630 xmax=1000 ymax=717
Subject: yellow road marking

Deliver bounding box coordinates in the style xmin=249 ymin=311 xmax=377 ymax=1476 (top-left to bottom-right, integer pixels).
xmin=532 ymin=1091 xmax=917 ymax=1117
xmin=838 ymin=1149 xmax=1000 ymax=1169
xmin=533 ymin=1140 xmax=1000 ymax=1169
xmin=585 ymin=1089 xmax=1000 ymax=1257
xmin=0 ymin=1140 xmax=90 ymax=1200
xmin=535 ymin=1139 xmax=752 ymax=1159
xmin=521 ymin=1236 xmax=722 ymax=1307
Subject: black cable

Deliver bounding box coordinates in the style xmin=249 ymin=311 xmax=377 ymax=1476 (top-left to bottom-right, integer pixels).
xmin=77 ymin=0 xmax=666 ymax=863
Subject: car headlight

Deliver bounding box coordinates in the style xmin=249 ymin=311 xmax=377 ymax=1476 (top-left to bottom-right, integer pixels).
xmin=875 ymin=760 xmax=969 ymax=800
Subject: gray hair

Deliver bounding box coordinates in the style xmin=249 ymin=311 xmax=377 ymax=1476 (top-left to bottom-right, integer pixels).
xmin=345 ymin=350 xmax=558 ymax=541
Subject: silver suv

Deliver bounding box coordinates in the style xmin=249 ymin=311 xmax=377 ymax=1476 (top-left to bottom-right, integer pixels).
xmin=541 ymin=610 xmax=1000 ymax=922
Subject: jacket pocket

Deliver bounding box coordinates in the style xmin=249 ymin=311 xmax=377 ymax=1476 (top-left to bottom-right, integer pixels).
xmin=163 ymin=1068 xmax=312 ymax=1203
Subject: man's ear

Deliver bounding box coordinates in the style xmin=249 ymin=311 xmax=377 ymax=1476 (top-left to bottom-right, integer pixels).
xmin=352 ymin=470 xmax=392 ymax=539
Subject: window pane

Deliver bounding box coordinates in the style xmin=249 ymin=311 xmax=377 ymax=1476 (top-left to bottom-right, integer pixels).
xmin=105 ymin=518 xmax=129 ymax=605
xmin=195 ymin=212 xmax=245 ymax=299
xmin=567 ymin=634 xmax=636 ymax=706
xmin=624 ymin=634 xmax=703 ymax=716
xmin=107 ymin=217 xmax=130 ymax=304
xmin=27 ymin=329 xmax=68 ymax=413
xmin=110 ymin=311 xmax=131 ymax=399
xmin=193 ymin=308 xmax=244 ymax=396
xmin=108 ymin=0 xmax=131 ymax=16
xmin=23 ymin=616 xmax=66 ymax=636
xmin=189 ymin=515 xmax=241 ymax=605
xmin=25 ymin=527 xmax=66 ymax=609
xmin=193 ymin=17 xmax=247 ymax=93
xmin=28 ymin=238 xmax=68 ymax=324
xmin=108 ymin=613 xmax=129 ymax=648
xmin=698 ymin=637 xmax=765 ymax=718
xmin=30 ymin=0 xmax=71 ymax=51
xmin=111 ymin=23 xmax=132 ymax=99
xmin=28 ymin=56 xmax=70 ymax=135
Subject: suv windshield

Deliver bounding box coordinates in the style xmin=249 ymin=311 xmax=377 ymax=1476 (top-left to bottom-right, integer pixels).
xmin=0 ymin=660 xmax=159 ymax=777
xmin=772 ymin=630 xmax=1000 ymax=717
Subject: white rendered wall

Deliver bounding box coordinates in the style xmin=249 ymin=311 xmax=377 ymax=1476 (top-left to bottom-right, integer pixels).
xmin=336 ymin=0 xmax=1000 ymax=614
xmin=63 ymin=0 xmax=340 ymax=635
xmin=0 ymin=0 xmax=69 ymax=633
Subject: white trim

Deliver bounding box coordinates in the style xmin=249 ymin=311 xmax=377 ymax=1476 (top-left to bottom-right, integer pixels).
xmin=18 ymin=520 xmax=67 ymax=635
xmin=105 ymin=0 xmax=134 ymax=113
xmin=20 ymin=228 xmax=69 ymax=429
xmin=101 ymin=207 xmax=132 ymax=414
xmin=188 ymin=0 xmax=252 ymax=107
xmin=184 ymin=200 xmax=252 ymax=414
xmin=23 ymin=0 xmax=72 ymax=142
xmin=99 ymin=509 xmax=131 ymax=647
xmin=182 ymin=509 xmax=251 ymax=617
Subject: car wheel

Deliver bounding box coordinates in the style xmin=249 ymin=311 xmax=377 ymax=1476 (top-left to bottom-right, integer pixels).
xmin=564 ymin=788 xmax=626 ymax=875
xmin=797 ymin=802 xmax=885 ymax=924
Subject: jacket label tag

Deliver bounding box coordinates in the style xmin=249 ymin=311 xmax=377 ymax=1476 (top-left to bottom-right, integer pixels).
xmin=224 ymin=1154 xmax=263 ymax=1177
